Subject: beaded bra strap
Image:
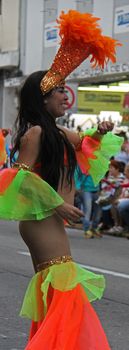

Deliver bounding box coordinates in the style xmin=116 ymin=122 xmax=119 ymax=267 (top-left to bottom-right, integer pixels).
xmin=12 ymin=162 xmax=32 ymax=171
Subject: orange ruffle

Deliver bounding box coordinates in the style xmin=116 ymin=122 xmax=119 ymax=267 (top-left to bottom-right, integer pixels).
xmin=25 ymin=285 xmax=110 ymax=350
xmin=0 ymin=168 xmax=18 ymax=194
xmin=76 ymin=136 xmax=100 ymax=175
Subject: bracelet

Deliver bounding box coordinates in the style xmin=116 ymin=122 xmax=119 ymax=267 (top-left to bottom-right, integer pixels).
xmin=78 ymin=131 xmax=84 ymax=140
xmin=75 ymin=131 xmax=83 ymax=150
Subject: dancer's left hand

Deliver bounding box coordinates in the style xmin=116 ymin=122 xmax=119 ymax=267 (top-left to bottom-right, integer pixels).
xmin=97 ymin=121 xmax=114 ymax=135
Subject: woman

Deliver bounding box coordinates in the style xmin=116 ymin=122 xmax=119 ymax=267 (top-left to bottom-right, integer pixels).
xmin=117 ymin=162 xmax=129 ymax=237
xmin=74 ymin=167 xmax=102 ymax=238
xmin=16 ymin=72 xmax=85 ymax=267
xmin=0 ymin=10 xmax=123 ymax=350
xmin=0 ymin=71 xmax=116 ymax=350
xmin=103 ymin=160 xmax=125 ymax=235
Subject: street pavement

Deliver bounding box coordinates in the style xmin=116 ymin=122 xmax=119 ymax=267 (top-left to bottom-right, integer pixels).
xmin=0 ymin=220 xmax=129 ymax=350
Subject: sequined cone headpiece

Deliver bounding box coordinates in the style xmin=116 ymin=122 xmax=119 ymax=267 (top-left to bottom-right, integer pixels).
xmin=40 ymin=10 xmax=121 ymax=94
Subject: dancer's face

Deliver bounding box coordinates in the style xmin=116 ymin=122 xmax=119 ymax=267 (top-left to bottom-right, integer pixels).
xmin=45 ymin=85 xmax=68 ymax=119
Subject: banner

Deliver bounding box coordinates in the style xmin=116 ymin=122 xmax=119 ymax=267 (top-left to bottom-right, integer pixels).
xmin=44 ymin=22 xmax=58 ymax=47
xmin=114 ymin=5 xmax=129 ymax=34
xmin=78 ymin=90 xmax=124 ymax=114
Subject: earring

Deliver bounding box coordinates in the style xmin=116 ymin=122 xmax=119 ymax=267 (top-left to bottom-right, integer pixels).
xmin=44 ymin=99 xmax=48 ymax=104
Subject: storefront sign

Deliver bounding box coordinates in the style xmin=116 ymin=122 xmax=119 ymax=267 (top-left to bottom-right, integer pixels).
xmin=78 ymin=90 xmax=124 ymax=114
xmin=114 ymin=5 xmax=129 ymax=34
xmin=71 ymin=62 xmax=129 ymax=80
xmin=4 ymin=77 xmax=24 ymax=87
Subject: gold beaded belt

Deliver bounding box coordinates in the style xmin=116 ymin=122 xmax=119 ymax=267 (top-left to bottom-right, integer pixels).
xmin=37 ymin=255 xmax=73 ymax=272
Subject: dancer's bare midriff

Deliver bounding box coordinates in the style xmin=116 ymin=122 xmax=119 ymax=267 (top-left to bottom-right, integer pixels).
xmin=19 ymin=175 xmax=75 ymax=272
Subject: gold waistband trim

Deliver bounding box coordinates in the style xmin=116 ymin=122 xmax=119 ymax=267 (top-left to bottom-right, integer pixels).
xmin=37 ymin=255 xmax=73 ymax=272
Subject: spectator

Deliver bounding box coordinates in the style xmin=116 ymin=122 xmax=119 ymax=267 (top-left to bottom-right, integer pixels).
xmin=100 ymin=160 xmax=125 ymax=235
xmin=114 ymin=134 xmax=129 ymax=169
xmin=117 ymin=162 xmax=129 ymax=237
xmin=74 ymin=166 xmax=102 ymax=238
xmin=97 ymin=160 xmax=124 ymax=234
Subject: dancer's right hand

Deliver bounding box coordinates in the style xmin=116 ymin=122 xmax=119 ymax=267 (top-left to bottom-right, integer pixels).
xmin=55 ymin=202 xmax=84 ymax=223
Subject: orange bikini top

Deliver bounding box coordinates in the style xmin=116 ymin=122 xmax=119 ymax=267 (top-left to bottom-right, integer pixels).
xmin=34 ymin=149 xmax=68 ymax=175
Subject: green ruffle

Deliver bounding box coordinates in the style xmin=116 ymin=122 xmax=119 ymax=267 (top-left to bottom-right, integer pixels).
xmin=20 ymin=261 xmax=105 ymax=321
xmin=81 ymin=128 xmax=124 ymax=184
xmin=0 ymin=169 xmax=64 ymax=220
xmin=89 ymin=132 xmax=123 ymax=184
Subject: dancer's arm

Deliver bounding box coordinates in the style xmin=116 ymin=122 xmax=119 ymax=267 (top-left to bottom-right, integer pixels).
xmin=16 ymin=125 xmax=84 ymax=222
xmin=57 ymin=121 xmax=114 ymax=147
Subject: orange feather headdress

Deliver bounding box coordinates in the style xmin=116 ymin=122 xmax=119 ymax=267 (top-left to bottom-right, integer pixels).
xmin=40 ymin=10 xmax=121 ymax=95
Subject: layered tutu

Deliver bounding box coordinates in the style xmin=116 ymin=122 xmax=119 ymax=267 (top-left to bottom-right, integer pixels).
xmin=0 ymin=168 xmax=64 ymax=220
xmin=20 ymin=261 xmax=111 ymax=350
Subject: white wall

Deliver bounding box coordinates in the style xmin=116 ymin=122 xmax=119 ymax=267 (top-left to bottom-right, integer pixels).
xmin=93 ymin=0 xmax=114 ymax=36
xmin=57 ymin=0 xmax=76 ymax=16
xmin=2 ymin=86 xmax=18 ymax=129
xmin=20 ymin=0 xmax=44 ymax=75
xmin=0 ymin=0 xmax=20 ymax=51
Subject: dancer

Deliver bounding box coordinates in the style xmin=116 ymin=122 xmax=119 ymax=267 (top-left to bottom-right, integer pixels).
xmin=0 ymin=10 xmax=123 ymax=350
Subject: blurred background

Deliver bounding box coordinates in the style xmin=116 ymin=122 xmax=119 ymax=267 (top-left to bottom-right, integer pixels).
xmin=0 ymin=3 xmax=129 ymax=349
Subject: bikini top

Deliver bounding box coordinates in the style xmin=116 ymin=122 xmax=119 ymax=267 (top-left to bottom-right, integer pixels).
xmin=33 ymin=149 xmax=69 ymax=176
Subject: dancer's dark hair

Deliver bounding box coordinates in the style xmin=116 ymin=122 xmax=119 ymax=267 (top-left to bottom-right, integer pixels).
xmin=11 ymin=71 xmax=77 ymax=190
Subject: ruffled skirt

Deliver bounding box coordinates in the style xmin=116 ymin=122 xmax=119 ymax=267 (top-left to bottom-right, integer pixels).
xmin=20 ymin=261 xmax=111 ymax=349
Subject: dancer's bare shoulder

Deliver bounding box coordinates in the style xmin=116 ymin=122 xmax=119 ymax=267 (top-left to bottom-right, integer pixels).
xmin=17 ymin=125 xmax=43 ymax=167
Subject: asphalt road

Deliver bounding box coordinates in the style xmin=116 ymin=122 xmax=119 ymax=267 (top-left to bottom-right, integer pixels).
xmin=0 ymin=221 xmax=129 ymax=350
